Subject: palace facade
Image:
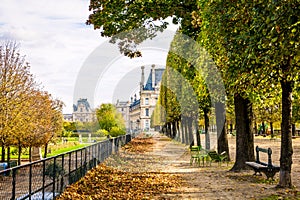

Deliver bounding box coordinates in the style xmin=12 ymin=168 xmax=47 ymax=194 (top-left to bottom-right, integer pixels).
xmin=129 ymin=65 xmax=164 ymax=131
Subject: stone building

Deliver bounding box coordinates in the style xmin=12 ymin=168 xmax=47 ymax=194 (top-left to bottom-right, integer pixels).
xmin=115 ymin=100 xmax=131 ymax=131
xmin=129 ymin=65 xmax=164 ymax=131
xmin=72 ymin=98 xmax=95 ymax=122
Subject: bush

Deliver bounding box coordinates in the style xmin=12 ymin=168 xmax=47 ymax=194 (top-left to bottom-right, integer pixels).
xmin=109 ymin=127 xmax=126 ymax=137
xmin=69 ymin=132 xmax=79 ymax=137
xmin=96 ymin=129 xmax=109 ymax=137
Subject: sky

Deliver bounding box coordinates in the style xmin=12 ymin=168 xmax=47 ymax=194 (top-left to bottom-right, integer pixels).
xmin=0 ymin=0 xmax=176 ymax=113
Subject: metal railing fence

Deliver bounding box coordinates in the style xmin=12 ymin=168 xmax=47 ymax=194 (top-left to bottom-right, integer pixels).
xmin=0 ymin=133 xmax=135 ymax=200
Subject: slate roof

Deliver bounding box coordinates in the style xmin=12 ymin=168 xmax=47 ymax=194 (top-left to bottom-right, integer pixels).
xmin=73 ymin=98 xmax=91 ymax=112
xmin=143 ymin=68 xmax=164 ymax=90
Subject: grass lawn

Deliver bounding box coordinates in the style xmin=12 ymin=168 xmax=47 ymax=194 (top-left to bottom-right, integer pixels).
xmin=0 ymin=136 xmax=109 ymax=161
xmin=46 ymin=143 xmax=90 ymax=157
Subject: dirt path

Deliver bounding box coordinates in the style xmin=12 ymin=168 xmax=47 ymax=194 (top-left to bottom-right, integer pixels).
xmin=104 ymin=132 xmax=300 ymax=199
xmin=58 ymin=132 xmax=300 ymax=199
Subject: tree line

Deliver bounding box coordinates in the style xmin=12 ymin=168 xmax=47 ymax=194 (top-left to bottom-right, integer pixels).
xmin=63 ymin=103 xmax=126 ymax=137
xmin=87 ymin=0 xmax=299 ymax=188
xmin=0 ymin=42 xmax=63 ymax=166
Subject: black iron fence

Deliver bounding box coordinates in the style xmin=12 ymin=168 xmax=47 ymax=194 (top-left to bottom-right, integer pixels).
xmin=0 ymin=133 xmax=135 ymax=200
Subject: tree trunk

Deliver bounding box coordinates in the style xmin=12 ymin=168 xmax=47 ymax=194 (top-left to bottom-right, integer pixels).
xmin=188 ymin=117 xmax=194 ymax=147
xmin=215 ymin=102 xmax=230 ymax=160
xmin=1 ymin=145 xmax=5 ymax=162
xmin=292 ymin=123 xmax=296 ymax=137
xmin=278 ymin=79 xmax=293 ymax=188
xmin=181 ymin=119 xmax=185 ymax=144
xmin=18 ymin=145 xmax=22 ymax=166
xmin=176 ymin=121 xmax=181 ymax=142
xmin=196 ymin=126 xmax=201 ymax=147
xmin=262 ymin=121 xmax=266 ymax=136
xmin=167 ymin=122 xmax=171 ymax=137
xmin=254 ymin=117 xmax=258 ymax=135
xmin=44 ymin=143 xmax=49 ymax=159
xmin=231 ymin=93 xmax=255 ymax=171
xmin=270 ymin=122 xmax=274 ymax=138
xmin=204 ymin=108 xmax=210 ymax=150
xmin=7 ymin=146 xmax=10 ymax=168
xmin=184 ymin=117 xmax=189 ymax=145
xmin=172 ymin=121 xmax=176 ymax=139
xmin=29 ymin=146 xmax=32 ymax=162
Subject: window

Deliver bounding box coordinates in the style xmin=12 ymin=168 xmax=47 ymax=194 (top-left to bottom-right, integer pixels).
xmin=145 ymin=108 xmax=149 ymax=116
xmin=145 ymin=120 xmax=149 ymax=129
xmin=145 ymin=98 xmax=149 ymax=105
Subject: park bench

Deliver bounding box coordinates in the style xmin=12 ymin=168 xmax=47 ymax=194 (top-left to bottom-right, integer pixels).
xmin=245 ymin=146 xmax=280 ymax=179
xmin=208 ymin=151 xmax=228 ymax=166
xmin=190 ymin=146 xmax=209 ymax=166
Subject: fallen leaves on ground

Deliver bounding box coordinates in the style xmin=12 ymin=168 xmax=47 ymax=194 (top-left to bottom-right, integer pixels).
xmin=57 ymin=135 xmax=182 ymax=199
xmin=56 ymin=164 xmax=182 ymax=200
xmin=123 ymin=136 xmax=154 ymax=153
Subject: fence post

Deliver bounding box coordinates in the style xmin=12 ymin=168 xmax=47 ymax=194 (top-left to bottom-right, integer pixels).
xmin=29 ymin=162 xmax=32 ymax=198
xmin=11 ymin=168 xmax=16 ymax=200
xmin=53 ymin=157 xmax=57 ymax=198
xmin=60 ymin=154 xmax=65 ymax=193
xmin=80 ymin=149 xmax=83 ymax=177
xmin=68 ymin=153 xmax=71 ymax=184
xmin=98 ymin=142 xmax=101 ymax=163
xmin=84 ymin=148 xmax=87 ymax=172
xmin=42 ymin=159 xmax=46 ymax=200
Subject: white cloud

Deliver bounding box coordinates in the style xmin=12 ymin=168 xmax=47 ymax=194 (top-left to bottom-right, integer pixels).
xmin=0 ymin=0 xmax=177 ymax=114
xmin=0 ymin=0 xmax=104 ymax=113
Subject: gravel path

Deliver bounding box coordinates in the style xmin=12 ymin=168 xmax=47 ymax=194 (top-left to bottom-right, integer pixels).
xmin=104 ymin=132 xmax=300 ymax=199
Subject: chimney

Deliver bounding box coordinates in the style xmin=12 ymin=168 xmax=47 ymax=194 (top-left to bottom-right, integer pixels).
xmin=140 ymin=66 xmax=145 ymax=91
xmin=151 ymin=64 xmax=155 ymax=89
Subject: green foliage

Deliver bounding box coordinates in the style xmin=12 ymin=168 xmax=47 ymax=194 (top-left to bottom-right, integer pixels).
xmin=87 ymin=0 xmax=198 ymax=57
xmin=96 ymin=103 xmax=125 ymax=132
xmin=96 ymin=129 xmax=109 ymax=137
xmin=109 ymin=127 xmax=126 ymax=137
xmin=63 ymin=121 xmax=77 ymax=132
xmin=293 ymin=85 xmax=300 ymax=123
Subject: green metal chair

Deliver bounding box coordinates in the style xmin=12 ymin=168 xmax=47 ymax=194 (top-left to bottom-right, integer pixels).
xmin=190 ymin=146 xmax=209 ymax=166
xmin=208 ymin=151 xmax=228 ymax=166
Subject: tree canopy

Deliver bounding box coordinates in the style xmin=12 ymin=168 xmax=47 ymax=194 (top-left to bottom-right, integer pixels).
xmin=0 ymin=42 xmax=64 ymax=163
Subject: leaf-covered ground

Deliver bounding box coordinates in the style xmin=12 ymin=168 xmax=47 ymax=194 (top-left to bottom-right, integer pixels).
xmin=57 ymin=164 xmax=181 ymax=200
xmin=57 ymin=132 xmax=300 ymax=200
xmin=57 ymin=134 xmax=182 ymax=200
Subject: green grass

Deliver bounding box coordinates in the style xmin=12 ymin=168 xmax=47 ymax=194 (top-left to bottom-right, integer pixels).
xmin=46 ymin=143 xmax=89 ymax=157
xmin=0 ymin=136 xmax=109 ymax=160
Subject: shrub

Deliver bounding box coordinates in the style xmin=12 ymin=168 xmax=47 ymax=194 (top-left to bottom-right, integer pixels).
xmin=109 ymin=127 xmax=126 ymax=137
xmin=96 ymin=129 xmax=109 ymax=137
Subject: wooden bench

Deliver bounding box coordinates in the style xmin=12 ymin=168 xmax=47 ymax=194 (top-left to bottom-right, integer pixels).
xmin=245 ymin=146 xmax=280 ymax=179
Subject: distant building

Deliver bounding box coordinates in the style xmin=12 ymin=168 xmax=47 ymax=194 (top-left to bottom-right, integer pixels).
xmin=63 ymin=114 xmax=73 ymax=121
xmin=115 ymin=100 xmax=131 ymax=130
xmin=129 ymin=65 xmax=164 ymax=131
xmin=72 ymin=98 xmax=96 ymax=122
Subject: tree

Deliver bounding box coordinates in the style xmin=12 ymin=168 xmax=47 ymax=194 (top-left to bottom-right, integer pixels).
xmin=0 ymin=41 xmax=64 ymax=164
xmin=240 ymin=0 xmax=298 ymax=188
xmin=96 ymin=103 xmax=125 ymax=134
xmin=87 ymin=0 xmax=197 ymax=57
xmin=0 ymin=42 xmax=37 ymax=163
xmin=87 ymin=0 xmax=229 ymax=154
xmin=198 ymin=0 xmax=299 ymax=187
